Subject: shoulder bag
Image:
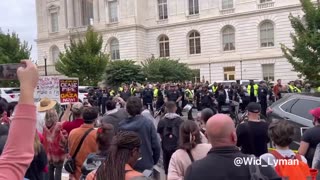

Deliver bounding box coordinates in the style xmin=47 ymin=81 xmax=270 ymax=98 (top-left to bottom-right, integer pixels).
xmin=64 ymin=128 xmax=94 ymax=174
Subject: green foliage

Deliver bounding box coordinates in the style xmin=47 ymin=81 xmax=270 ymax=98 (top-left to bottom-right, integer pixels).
xmin=0 ymin=31 xmax=31 ymax=87
xmin=55 ymin=27 xmax=109 ymax=86
xmin=142 ymin=57 xmax=193 ymax=83
xmin=105 ymin=60 xmax=145 ymax=86
xmin=281 ymin=0 xmax=320 ymax=85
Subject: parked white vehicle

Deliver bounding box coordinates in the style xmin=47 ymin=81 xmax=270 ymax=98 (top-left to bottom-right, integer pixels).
xmin=0 ymin=88 xmax=20 ymax=103
xmin=79 ymin=86 xmax=90 ymax=102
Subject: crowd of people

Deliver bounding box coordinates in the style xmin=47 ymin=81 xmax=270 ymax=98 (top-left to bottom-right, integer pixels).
xmin=0 ymin=60 xmax=319 ymax=180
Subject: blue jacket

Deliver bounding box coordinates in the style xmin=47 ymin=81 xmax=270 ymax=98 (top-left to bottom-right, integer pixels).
xmin=119 ymin=115 xmax=161 ymax=172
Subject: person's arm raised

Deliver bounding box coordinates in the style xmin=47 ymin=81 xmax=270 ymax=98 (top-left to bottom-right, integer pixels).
xmin=0 ymin=60 xmax=39 ymax=180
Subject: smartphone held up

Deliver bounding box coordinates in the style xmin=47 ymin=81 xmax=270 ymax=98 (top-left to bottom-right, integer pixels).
xmin=0 ymin=63 xmax=26 ymax=80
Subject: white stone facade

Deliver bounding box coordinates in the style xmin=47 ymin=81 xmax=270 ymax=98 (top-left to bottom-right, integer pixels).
xmin=35 ymin=0 xmax=308 ymax=83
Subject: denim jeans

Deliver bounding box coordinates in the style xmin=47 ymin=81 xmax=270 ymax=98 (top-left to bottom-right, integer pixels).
xmin=48 ymin=162 xmax=63 ymax=180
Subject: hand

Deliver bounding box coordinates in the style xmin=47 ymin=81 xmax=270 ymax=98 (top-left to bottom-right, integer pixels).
xmin=18 ymin=60 xmax=39 ymax=92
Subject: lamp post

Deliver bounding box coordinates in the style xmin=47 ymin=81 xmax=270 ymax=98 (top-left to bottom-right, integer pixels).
xmin=240 ymin=60 xmax=243 ymax=80
xmin=44 ymin=55 xmax=47 ymax=76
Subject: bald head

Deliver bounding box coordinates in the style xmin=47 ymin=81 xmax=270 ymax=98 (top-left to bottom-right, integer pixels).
xmin=206 ymin=114 xmax=237 ymax=147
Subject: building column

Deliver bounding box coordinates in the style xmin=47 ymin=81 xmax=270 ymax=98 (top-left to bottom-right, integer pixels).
xmin=98 ymin=0 xmax=106 ymax=23
xmin=93 ymin=0 xmax=99 ymax=24
xmin=67 ymin=0 xmax=74 ymax=28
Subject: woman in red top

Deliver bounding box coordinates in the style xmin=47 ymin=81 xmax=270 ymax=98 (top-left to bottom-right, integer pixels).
xmin=43 ymin=109 xmax=68 ymax=180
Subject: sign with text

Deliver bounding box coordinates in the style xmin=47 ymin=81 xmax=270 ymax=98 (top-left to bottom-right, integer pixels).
xmin=59 ymin=79 xmax=79 ymax=103
xmin=34 ymin=76 xmax=60 ymax=103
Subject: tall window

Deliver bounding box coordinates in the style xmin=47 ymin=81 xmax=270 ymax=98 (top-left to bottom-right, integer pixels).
xmin=189 ymin=31 xmax=201 ymax=54
xmin=51 ymin=12 xmax=59 ymax=32
xmin=81 ymin=0 xmax=94 ymax=26
xmin=260 ymin=21 xmax=274 ymax=47
xmin=158 ymin=0 xmax=168 ymax=20
xmin=51 ymin=46 xmax=60 ymax=63
xmin=262 ymin=64 xmax=274 ymax=81
xmin=159 ymin=35 xmax=170 ymax=57
xmin=222 ymin=26 xmax=235 ymax=51
xmin=109 ymin=0 xmax=118 ymax=22
xmin=260 ymin=0 xmax=272 ymax=3
xmin=110 ymin=39 xmax=120 ymax=60
xmin=189 ymin=0 xmax=199 ymax=15
xmin=222 ymin=0 xmax=234 ymax=9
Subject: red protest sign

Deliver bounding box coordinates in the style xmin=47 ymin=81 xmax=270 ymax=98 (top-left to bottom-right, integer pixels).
xmin=59 ymin=79 xmax=79 ymax=103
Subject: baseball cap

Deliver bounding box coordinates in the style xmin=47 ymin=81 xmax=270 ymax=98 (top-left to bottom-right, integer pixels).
xmin=247 ymin=102 xmax=261 ymax=113
xmin=310 ymin=107 xmax=320 ymax=119
xmin=72 ymin=102 xmax=84 ymax=114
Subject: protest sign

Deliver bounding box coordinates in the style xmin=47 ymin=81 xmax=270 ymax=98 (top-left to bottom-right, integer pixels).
xmin=59 ymin=78 xmax=79 ymax=103
xmin=34 ymin=76 xmax=60 ymax=102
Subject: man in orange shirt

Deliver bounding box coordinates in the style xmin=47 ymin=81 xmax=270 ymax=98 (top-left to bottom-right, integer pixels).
xmin=68 ymin=107 xmax=98 ymax=180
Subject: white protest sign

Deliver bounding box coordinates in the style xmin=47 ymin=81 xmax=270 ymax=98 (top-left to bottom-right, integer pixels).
xmin=34 ymin=76 xmax=60 ymax=103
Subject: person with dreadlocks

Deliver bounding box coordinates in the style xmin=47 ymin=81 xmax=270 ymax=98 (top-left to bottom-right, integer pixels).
xmin=86 ymin=131 xmax=146 ymax=180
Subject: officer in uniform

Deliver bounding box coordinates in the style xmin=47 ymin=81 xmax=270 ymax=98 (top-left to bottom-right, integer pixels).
xmin=288 ymin=81 xmax=301 ymax=93
xmin=258 ymin=81 xmax=268 ymax=118
xmin=211 ymin=82 xmax=218 ymax=94
xmin=165 ymin=84 xmax=182 ymax=115
xmin=247 ymin=80 xmax=259 ymax=102
xmin=142 ymin=84 xmax=154 ymax=112
xmin=100 ymin=88 xmax=110 ymax=115
xmin=199 ymin=85 xmax=215 ymax=112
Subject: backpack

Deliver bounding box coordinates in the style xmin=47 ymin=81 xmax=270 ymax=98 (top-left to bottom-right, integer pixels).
xmin=161 ymin=117 xmax=182 ymax=153
xmin=270 ymin=150 xmax=311 ymax=180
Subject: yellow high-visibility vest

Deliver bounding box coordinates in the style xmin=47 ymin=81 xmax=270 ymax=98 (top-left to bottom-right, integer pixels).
xmin=154 ymin=88 xmax=159 ymax=98
xmin=289 ymin=85 xmax=301 ymax=93
xmin=130 ymin=87 xmax=136 ymax=95
xmin=110 ymin=90 xmax=115 ymax=96
xmin=185 ymin=89 xmax=194 ymax=99
xmin=118 ymin=87 xmax=123 ymax=92
xmin=317 ymin=87 xmax=320 ymax=92
xmin=247 ymin=84 xmax=259 ymax=97
xmin=212 ymin=86 xmax=218 ymax=93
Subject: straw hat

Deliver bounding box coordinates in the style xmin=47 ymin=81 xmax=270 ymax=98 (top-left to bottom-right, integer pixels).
xmin=38 ymin=98 xmax=57 ymax=112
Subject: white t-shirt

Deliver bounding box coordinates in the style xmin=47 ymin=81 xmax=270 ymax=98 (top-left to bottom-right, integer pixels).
xmin=260 ymin=149 xmax=307 ymax=167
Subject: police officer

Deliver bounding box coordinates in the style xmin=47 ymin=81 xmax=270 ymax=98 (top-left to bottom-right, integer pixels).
xmin=288 ymin=81 xmax=301 ymax=93
xmin=247 ymin=80 xmax=259 ymax=102
xmin=155 ymin=84 xmax=164 ymax=111
xmin=185 ymin=83 xmax=194 ymax=120
xmin=165 ymin=84 xmax=182 ymax=115
xmin=100 ymin=88 xmax=110 ymax=115
xmin=211 ymin=82 xmax=218 ymax=94
xmin=199 ymin=84 xmax=215 ymax=112
xmin=142 ymin=84 xmax=154 ymax=112
xmin=258 ymin=81 xmax=268 ymax=118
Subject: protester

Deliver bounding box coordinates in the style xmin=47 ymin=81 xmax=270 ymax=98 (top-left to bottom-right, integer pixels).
xmin=185 ymin=114 xmax=280 ymax=180
xmin=236 ymin=102 xmax=269 ymax=157
xmin=118 ymin=97 xmax=161 ymax=172
xmin=61 ymin=102 xmax=85 ymax=134
xmin=37 ymin=98 xmax=57 ymax=134
xmin=24 ymin=134 xmax=48 ymax=180
xmin=157 ymin=101 xmax=184 ymax=176
xmin=68 ymin=107 xmax=98 ymax=180
xmin=299 ymin=107 xmax=320 ymax=167
xmin=87 ymin=131 xmax=146 ymax=180
xmin=260 ymin=120 xmax=311 ymax=179
xmin=168 ymin=120 xmax=211 ymax=180
xmin=81 ymin=124 xmax=114 ymax=179
xmin=0 ymin=60 xmax=39 ymax=180
xmin=273 ymin=79 xmax=282 ymax=100
xmin=43 ymin=109 xmax=68 ymax=180
xmin=100 ymin=99 xmax=128 ymax=132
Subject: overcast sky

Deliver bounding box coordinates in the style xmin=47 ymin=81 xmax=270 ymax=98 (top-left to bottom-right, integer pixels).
xmin=0 ymin=0 xmax=37 ymax=61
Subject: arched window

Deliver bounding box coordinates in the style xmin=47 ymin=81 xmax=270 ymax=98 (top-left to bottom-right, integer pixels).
xmin=222 ymin=26 xmax=235 ymax=51
xmin=159 ymin=35 xmax=170 ymax=57
xmin=260 ymin=21 xmax=274 ymax=47
xmin=189 ymin=31 xmax=201 ymax=54
xmin=110 ymin=39 xmax=120 ymax=60
xmin=51 ymin=46 xmax=60 ymax=63
xmin=81 ymin=0 xmax=94 ymax=26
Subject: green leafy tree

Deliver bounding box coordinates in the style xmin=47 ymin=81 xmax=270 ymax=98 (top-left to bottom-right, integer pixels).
xmin=105 ymin=60 xmax=145 ymax=86
xmin=0 ymin=31 xmax=31 ymax=87
xmin=142 ymin=57 xmax=193 ymax=83
xmin=55 ymin=27 xmax=109 ymax=86
xmin=281 ymin=0 xmax=320 ymax=85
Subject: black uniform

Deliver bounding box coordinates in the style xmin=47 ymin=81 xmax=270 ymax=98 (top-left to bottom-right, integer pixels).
xmin=258 ymin=86 xmax=268 ymax=118
xmin=100 ymin=91 xmax=110 ymax=115
xmin=142 ymin=88 xmax=154 ymax=112
xmin=199 ymin=90 xmax=215 ymax=111
xmin=166 ymin=90 xmax=182 ymax=115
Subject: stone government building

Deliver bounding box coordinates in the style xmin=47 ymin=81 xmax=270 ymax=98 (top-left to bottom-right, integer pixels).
xmin=36 ymin=0 xmax=305 ymax=83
